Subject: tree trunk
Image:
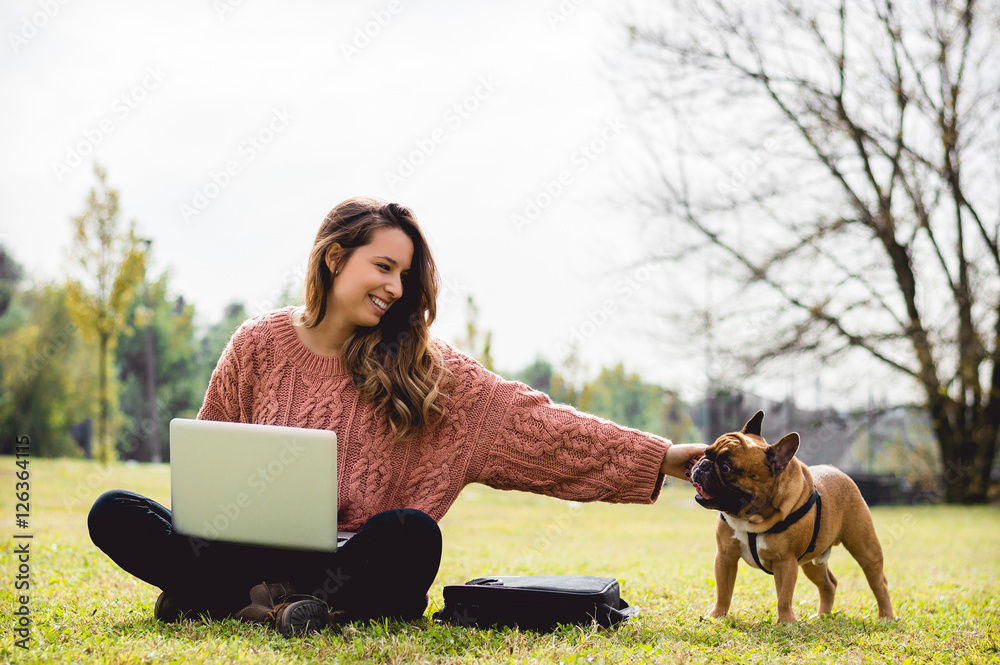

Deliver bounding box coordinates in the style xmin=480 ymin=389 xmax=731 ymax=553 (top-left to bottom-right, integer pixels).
xmin=98 ymin=332 xmax=111 ymax=464
xmin=934 ymin=413 xmax=997 ymax=504
xmin=143 ymin=319 xmax=160 ymax=463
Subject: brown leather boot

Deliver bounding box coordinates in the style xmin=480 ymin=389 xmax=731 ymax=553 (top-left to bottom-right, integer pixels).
xmin=235 ymin=582 xmax=333 ymax=637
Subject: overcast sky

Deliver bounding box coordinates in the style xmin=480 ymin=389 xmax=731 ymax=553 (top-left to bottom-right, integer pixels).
xmin=4 ymin=2 xmax=687 ymax=373
xmin=3 ymin=0 xmax=903 ymax=409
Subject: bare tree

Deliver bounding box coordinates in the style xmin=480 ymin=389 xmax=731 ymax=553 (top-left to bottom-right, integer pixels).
xmin=622 ymin=0 xmax=999 ymax=502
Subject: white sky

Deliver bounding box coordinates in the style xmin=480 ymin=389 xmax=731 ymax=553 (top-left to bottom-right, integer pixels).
xmin=1 ymin=0 xmax=907 ymax=408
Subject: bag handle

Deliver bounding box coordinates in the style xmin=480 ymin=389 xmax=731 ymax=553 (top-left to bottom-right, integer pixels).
xmin=595 ymin=598 xmax=641 ymax=628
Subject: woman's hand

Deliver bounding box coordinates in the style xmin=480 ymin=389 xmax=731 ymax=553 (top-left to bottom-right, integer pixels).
xmin=660 ymin=443 xmax=707 ymax=481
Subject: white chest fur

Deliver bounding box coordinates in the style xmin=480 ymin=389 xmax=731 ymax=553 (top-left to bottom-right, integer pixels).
xmin=729 ymin=527 xmax=769 ymax=570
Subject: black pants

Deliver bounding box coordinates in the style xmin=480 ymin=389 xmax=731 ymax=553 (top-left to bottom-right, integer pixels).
xmin=88 ymin=489 xmax=441 ymax=621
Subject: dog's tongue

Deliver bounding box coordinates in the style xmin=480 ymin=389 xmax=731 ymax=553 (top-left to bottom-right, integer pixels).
xmin=693 ymin=481 xmax=713 ymax=500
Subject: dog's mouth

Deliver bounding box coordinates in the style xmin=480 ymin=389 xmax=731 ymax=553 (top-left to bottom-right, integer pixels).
xmin=692 ymin=480 xmax=714 ymax=501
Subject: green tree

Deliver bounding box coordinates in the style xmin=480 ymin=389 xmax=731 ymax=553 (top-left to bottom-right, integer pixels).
xmin=585 ymin=364 xmax=662 ymax=432
xmin=65 ymin=165 xmax=146 ymax=463
xmin=515 ymin=356 xmax=702 ymax=443
xmin=584 ymin=364 xmax=702 ymax=442
xmin=516 ymin=355 xmax=582 ymax=408
xmin=0 ymin=281 xmax=94 ymax=457
xmin=116 ymin=271 xmax=202 ymax=462
xmin=195 ymin=302 xmax=248 ymax=394
xmin=658 ymin=390 xmax=702 ymax=445
xmin=0 ymin=244 xmax=22 ymax=317
xmin=554 ymin=346 xmax=590 ymax=410
xmin=517 ymin=357 xmax=554 ymax=395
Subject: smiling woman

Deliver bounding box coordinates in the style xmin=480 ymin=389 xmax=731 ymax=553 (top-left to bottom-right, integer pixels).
xmin=294 ymin=197 xmax=444 ymax=441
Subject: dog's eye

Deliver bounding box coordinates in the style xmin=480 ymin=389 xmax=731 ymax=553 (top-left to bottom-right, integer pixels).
xmin=720 ymin=462 xmax=733 ymax=475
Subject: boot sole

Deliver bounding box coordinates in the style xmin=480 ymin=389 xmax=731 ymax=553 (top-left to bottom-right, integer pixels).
xmin=154 ymin=591 xmax=182 ymax=623
xmin=277 ymin=599 xmax=330 ymax=637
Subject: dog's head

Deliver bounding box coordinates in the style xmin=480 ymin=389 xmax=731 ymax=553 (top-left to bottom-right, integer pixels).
xmin=690 ymin=411 xmax=800 ymax=518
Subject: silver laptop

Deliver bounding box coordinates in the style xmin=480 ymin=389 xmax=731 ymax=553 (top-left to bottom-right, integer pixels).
xmin=169 ymin=418 xmax=340 ymax=552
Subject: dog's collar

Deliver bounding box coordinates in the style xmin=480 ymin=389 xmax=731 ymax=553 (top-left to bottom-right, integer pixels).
xmin=719 ymin=490 xmax=822 ymax=576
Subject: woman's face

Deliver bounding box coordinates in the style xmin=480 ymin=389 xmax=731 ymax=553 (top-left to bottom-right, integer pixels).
xmin=328 ymin=226 xmax=414 ymax=329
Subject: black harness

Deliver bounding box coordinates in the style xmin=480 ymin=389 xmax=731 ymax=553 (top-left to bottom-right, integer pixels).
xmin=720 ymin=490 xmax=822 ymax=576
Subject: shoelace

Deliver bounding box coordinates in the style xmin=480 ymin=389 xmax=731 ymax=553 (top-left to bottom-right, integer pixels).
xmin=266 ymin=602 xmax=291 ymax=623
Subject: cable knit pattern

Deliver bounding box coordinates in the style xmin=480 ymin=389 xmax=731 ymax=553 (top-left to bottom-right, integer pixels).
xmin=197 ymin=307 xmax=671 ymax=531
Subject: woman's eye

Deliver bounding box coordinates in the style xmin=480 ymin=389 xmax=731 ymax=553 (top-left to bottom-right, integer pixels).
xmin=377 ymin=263 xmax=390 ymax=271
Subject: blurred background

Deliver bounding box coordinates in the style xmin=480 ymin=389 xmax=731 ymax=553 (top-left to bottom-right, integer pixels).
xmin=2 ymin=0 xmax=998 ymax=503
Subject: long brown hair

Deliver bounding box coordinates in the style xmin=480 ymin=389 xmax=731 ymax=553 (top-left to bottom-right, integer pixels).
xmin=301 ymin=196 xmax=447 ymax=440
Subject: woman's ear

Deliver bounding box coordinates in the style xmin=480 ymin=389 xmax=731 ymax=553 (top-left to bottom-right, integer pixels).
xmin=326 ymin=243 xmax=342 ymax=275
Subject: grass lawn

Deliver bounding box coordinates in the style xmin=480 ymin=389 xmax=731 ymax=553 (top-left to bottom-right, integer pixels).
xmin=2 ymin=458 xmax=999 ymax=664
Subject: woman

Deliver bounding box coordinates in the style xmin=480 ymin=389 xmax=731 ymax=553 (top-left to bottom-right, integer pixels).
xmin=89 ymin=196 xmax=706 ymax=636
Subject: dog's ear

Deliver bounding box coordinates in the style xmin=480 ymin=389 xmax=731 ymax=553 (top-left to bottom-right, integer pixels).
xmin=766 ymin=433 xmax=799 ymax=472
xmin=741 ymin=411 xmax=765 ymax=437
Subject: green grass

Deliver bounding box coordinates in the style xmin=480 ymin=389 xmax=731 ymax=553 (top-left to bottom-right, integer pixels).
xmin=2 ymin=458 xmax=999 ymax=664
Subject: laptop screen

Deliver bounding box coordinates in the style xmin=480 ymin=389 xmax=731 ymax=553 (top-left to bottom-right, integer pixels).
xmin=169 ymin=418 xmax=339 ymax=552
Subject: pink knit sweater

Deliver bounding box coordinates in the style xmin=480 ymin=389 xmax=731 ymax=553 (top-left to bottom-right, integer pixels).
xmin=197 ymin=307 xmax=671 ymax=531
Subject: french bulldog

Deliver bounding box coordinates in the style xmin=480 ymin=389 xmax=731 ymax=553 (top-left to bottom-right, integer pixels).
xmin=689 ymin=411 xmax=894 ymax=623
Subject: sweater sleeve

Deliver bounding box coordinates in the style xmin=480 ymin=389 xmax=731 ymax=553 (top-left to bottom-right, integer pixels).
xmin=439 ymin=343 xmax=670 ymax=504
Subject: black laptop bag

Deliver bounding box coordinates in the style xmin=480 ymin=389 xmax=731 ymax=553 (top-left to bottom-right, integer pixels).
xmin=433 ymin=575 xmax=639 ymax=631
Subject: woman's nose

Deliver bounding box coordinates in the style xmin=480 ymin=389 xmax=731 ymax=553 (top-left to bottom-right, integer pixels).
xmin=387 ymin=274 xmax=402 ymax=298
